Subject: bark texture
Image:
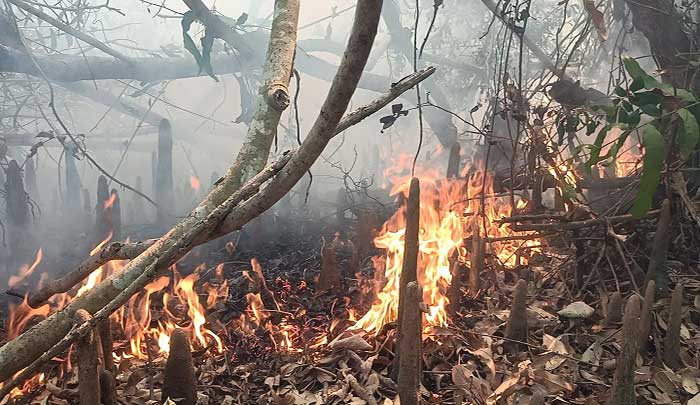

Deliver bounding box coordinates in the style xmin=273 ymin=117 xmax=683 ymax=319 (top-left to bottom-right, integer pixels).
xmin=396 ymin=281 xmax=422 ymax=405
xmin=504 ymin=279 xmax=528 ymax=354
xmin=662 ymin=284 xmax=683 ymax=369
xmin=161 ymin=329 xmax=197 ymax=405
xmin=74 ymin=309 xmax=100 ymax=405
xmin=608 ymin=295 xmax=641 ymax=405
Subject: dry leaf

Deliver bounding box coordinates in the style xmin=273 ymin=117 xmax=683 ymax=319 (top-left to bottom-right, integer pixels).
xmin=329 ymin=334 xmax=372 ymax=352
xmin=558 ymin=301 xmax=595 ymax=319
xmin=543 ymin=334 xmax=570 ymax=371
xmin=689 ymin=392 xmax=700 ymax=405
xmin=583 ymin=0 xmax=607 ymax=41
xmin=682 ymin=369 xmax=700 ymax=395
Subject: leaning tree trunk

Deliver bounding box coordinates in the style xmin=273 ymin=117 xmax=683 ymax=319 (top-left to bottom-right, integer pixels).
xmin=229 ymin=0 xmax=299 ymax=186
xmin=0 ymin=0 xmax=301 ymax=382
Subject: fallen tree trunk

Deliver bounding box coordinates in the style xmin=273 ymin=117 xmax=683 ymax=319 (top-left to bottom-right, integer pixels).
xmin=0 ymin=0 xmax=388 ymax=385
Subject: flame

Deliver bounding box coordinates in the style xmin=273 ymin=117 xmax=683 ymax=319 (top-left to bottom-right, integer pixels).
xmin=6 ymin=296 xmax=50 ymax=340
xmin=75 ymin=232 xmax=114 ymax=297
xmin=8 ymin=248 xmax=43 ymax=288
xmin=190 ymin=176 xmax=201 ymax=193
xmin=114 ymin=264 xmax=227 ymax=359
xmin=352 ymin=153 xmax=542 ymax=335
xmin=103 ymin=192 xmax=117 ymax=210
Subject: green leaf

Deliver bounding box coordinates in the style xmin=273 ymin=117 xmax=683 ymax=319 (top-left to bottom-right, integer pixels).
xmin=585 ymin=124 xmax=612 ymax=172
xmin=623 ymin=57 xmax=662 ymax=89
xmin=677 ymin=108 xmax=700 ymax=160
xmin=200 ymin=29 xmax=219 ymax=81
xmin=631 ymin=126 xmax=665 ymax=217
xmin=639 ymin=104 xmax=661 ymax=117
xmin=182 ymin=11 xmax=204 ymax=71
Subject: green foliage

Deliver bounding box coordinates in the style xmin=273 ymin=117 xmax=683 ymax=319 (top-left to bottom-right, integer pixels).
xmin=632 ymin=126 xmax=665 ymax=217
xmin=576 ymin=56 xmax=700 ymax=216
xmin=677 ymin=108 xmax=700 ymax=160
xmin=181 ymin=11 xmax=218 ymax=82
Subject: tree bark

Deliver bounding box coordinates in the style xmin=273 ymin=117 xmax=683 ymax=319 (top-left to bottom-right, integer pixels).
xmin=230 ymin=0 xmax=300 ymax=186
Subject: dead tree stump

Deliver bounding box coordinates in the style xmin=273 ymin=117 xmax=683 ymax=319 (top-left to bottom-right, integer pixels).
xmin=645 ymin=199 xmax=672 ymax=295
xmin=155 ymin=119 xmax=174 ymax=225
xmin=604 ymin=292 xmax=623 ymax=327
xmin=6 ymin=159 xmax=31 ymax=261
xmin=64 ymin=146 xmax=82 ymax=217
xmin=662 ymin=284 xmax=683 ymax=369
xmin=504 ymin=279 xmax=528 ymax=354
xmin=397 ymin=281 xmax=422 ymax=405
xmin=162 ymin=328 xmax=197 ymax=405
xmin=393 ymin=178 xmax=420 ymax=379
xmin=318 ymin=236 xmax=341 ymax=293
xmin=24 ymin=155 xmax=39 ymax=202
xmin=6 ymin=160 xmax=29 ymax=227
xmin=74 ymin=309 xmax=100 ymax=405
xmin=448 ymin=250 xmax=462 ymax=318
xmin=469 ymin=218 xmax=485 ymax=295
xmin=98 ymin=317 xmax=115 ymax=374
xmin=99 ymin=369 xmax=117 ymax=405
xmin=446 ymin=142 xmax=461 ymax=179
xmin=639 ymin=280 xmax=655 ymax=355
xmin=608 ymin=295 xmax=641 ymax=405
xmin=82 ymin=188 xmax=91 ymax=217
xmin=109 ymin=189 xmax=122 ymax=241
xmin=95 ymin=175 xmax=111 ymax=243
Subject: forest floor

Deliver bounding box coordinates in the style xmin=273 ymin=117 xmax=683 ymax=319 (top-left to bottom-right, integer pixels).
xmin=3 ymin=202 xmax=700 ymax=405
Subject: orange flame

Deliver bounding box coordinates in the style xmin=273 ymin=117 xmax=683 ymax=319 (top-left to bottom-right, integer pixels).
xmin=352 ymin=153 xmax=541 ymax=335
xmin=190 ymin=176 xmax=201 ymax=193
xmin=8 ymin=248 xmax=43 ymax=288
xmin=103 ymin=192 xmax=117 ymax=210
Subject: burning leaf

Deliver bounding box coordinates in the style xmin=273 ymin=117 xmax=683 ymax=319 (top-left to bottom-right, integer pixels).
xmin=557 ymin=301 xmax=595 ymax=319
xmin=583 ymin=0 xmax=607 ymax=41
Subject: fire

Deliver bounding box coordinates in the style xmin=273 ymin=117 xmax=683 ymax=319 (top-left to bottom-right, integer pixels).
xmin=352 ymin=153 xmax=541 ymax=335
xmin=190 ymin=175 xmax=201 ymax=193
xmin=6 ymin=297 xmax=50 ymax=340
xmin=114 ymin=264 xmax=228 ymax=359
xmin=75 ymin=232 xmax=114 ymax=297
xmin=103 ymin=192 xmax=117 ymax=210
xmin=8 ymin=248 xmax=43 ymax=288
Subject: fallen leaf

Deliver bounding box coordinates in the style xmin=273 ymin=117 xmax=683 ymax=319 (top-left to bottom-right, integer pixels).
xmin=682 ymin=369 xmax=700 ymax=395
xmin=581 ymin=341 xmax=603 ymax=367
xmin=543 ymin=334 xmax=570 ymax=370
xmin=558 ymin=301 xmax=595 ymax=319
xmin=690 ymin=392 xmax=700 ymax=405
xmin=329 ymin=334 xmax=372 ymax=351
